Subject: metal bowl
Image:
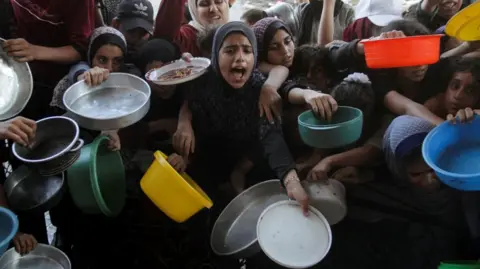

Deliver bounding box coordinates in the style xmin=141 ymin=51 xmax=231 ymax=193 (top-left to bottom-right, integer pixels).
xmin=0 ymin=244 xmax=71 ymax=269
xmin=210 ymin=180 xmax=288 ymax=258
xmin=0 ymin=38 xmax=33 ymax=120
xmin=4 ymin=166 xmax=66 ymax=214
xmin=63 ymin=73 xmax=151 ymax=131
xmin=12 ymin=116 xmax=84 ymax=176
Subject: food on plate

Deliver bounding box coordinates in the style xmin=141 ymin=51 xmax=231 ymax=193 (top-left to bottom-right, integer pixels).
xmin=157 ymin=66 xmax=199 ymax=81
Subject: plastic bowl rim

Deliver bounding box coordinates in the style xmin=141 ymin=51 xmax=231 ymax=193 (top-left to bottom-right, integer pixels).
xmin=153 ymin=151 xmax=213 ymax=208
xmin=297 ymin=106 xmax=363 ymax=128
xmin=422 ymin=121 xmax=480 ymax=179
xmin=0 ymin=207 xmax=19 ymax=249
xmin=360 ymin=34 xmax=444 ymax=44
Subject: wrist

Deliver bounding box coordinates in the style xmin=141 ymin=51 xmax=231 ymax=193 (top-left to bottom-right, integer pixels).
xmin=283 ymin=169 xmax=300 ymax=187
xmin=31 ymin=45 xmax=41 ymax=61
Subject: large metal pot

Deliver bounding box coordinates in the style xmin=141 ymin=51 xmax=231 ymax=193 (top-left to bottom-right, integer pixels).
xmin=4 ymin=166 xmax=66 ymax=214
xmin=0 ymin=38 xmax=33 ymax=120
xmin=12 ymin=116 xmax=84 ymax=176
xmin=63 ymin=73 xmax=151 ymax=131
xmin=0 ymin=244 xmax=71 ymax=269
xmin=210 ymin=180 xmax=288 ymax=258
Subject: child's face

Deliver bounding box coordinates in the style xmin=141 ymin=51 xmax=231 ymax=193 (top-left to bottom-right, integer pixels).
xmin=146 ymin=61 xmax=176 ymax=98
xmin=267 ymin=29 xmax=294 ymax=68
xmin=218 ymin=33 xmax=255 ymax=89
xmin=398 ymin=65 xmax=429 ymax=82
xmin=307 ymin=66 xmax=329 ymax=91
xmin=405 ymin=154 xmax=440 ymax=191
xmin=438 ymin=0 xmax=462 ymax=18
xmin=92 ymin=44 xmax=124 ymax=72
xmin=444 ymin=71 xmax=479 ymax=115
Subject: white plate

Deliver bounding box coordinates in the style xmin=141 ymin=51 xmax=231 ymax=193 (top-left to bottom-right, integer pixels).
xmin=257 ymin=200 xmax=332 ymax=269
xmin=145 ymin=57 xmax=211 ymax=85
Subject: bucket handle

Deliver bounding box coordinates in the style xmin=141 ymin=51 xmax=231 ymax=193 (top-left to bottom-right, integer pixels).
xmin=69 ymin=139 xmax=84 ymax=152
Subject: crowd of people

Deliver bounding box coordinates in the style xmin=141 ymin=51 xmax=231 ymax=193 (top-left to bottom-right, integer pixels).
xmin=0 ymin=0 xmax=479 ymax=268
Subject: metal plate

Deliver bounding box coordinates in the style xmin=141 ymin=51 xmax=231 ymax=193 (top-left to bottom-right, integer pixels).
xmin=210 ymin=180 xmax=288 ymax=257
xmin=0 ymin=244 xmax=71 ymax=269
xmin=0 ymin=38 xmax=33 ymax=120
xmin=145 ymin=57 xmax=210 ymax=85
xmin=63 ymin=73 xmax=151 ymax=130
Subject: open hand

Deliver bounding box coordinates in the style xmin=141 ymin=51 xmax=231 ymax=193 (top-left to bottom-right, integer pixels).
xmin=0 ymin=117 xmax=36 ymax=147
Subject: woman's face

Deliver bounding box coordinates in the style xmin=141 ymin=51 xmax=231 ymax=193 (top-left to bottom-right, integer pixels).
xmin=405 ymin=153 xmax=440 ymax=191
xmin=267 ymin=29 xmax=294 ymax=67
xmin=92 ymin=44 xmax=124 ymax=72
xmin=218 ymin=33 xmax=255 ymax=89
xmin=438 ymin=0 xmax=462 ymax=18
xmin=444 ymin=71 xmax=479 ymax=115
xmin=398 ymin=65 xmax=429 ymax=82
xmin=146 ymin=60 xmax=176 ymax=98
xmin=196 ymin=0 xmax=229 ymax=27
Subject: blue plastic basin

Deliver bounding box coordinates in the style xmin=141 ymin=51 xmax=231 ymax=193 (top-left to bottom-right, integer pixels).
xmin=422 ymin=116 xmax=480 ymax=191
xmin=0 ymin=207 xmax=18 ymax=255
xmin=297 ymin=106 xmax=363 ymax=149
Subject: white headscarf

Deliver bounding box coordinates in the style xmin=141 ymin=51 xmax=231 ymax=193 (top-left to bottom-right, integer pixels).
xmin=187 ymin=0 xmax=228 ymax=32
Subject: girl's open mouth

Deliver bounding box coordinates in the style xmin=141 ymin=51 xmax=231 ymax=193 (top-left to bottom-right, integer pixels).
xmin=231 ymin=67 xmax=246 ymax=81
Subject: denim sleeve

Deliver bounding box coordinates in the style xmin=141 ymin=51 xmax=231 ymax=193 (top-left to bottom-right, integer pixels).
xmin=67 ymin=61 xmax=90 ymax=84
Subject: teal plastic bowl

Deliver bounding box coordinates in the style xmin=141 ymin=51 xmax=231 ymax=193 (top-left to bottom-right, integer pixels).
xmin=298 ymin=106 xmax=363 ymax=149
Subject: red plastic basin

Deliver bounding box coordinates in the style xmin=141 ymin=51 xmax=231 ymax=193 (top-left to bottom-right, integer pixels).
xmin=361 ymin=34 xmax=443 ymax=69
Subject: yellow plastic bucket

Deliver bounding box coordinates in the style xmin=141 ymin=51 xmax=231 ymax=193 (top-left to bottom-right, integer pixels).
xmin=140 ymin=151 xmax=213 ymax=223
xmin=445 ymin=1 xmax=480 ymax=41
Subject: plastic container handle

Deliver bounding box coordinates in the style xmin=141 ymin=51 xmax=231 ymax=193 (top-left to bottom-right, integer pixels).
xmin=69 ymin=139 xmax=84 ymax=152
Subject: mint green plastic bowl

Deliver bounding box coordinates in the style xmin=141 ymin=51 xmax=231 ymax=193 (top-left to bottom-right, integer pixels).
xmin=298 ymin=106 xmax=363 ymax=149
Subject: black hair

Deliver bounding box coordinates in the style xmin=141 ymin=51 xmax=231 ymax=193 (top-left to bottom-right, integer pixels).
xmin=197 ymin=25 xmax=220 ymax=57
xmin=381 ymin=19 xmax=431 ymax=36
xmin=331 ymin=74 xmax=375 ymax=118
xmin=291 ymin=44 xmax=335 ymax=80
xmin=184 ymin=2 xmax=192 ymax=22
xmin=448 ymin=56 xmax=480 ymax=83
xmin=402 ymin=146 xmax=423 ymax=165
xmin=241 ymin=8 xmax=267 ymax=25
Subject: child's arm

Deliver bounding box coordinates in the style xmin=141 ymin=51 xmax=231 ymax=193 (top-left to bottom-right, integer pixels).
xmin=384 ymin=90 xmax=444 ymax=125
xmin=317 ymin=0 xmax=335 ymax=46
xmin=286 ymin=88 xmax=338 ymax=121
xmin=259 ymin=65 xmax=289 ymax=123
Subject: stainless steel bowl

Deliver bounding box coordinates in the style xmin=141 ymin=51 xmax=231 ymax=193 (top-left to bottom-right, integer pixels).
xmin=0 ymin=38 xmax=33 ymax=120
xmin=0 ymin=244 xmax=71 ymax=269
xmin=210 ymin=180 xmax=288 ymax=258
xmin=4 ymin=166 xmax=66 ymax=214
xmin=63 ymin=73 xmax=151 ymax=131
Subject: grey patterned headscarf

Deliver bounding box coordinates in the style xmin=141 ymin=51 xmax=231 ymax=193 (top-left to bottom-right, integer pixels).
xmin=383 ymin=115 xmax=434 ymax=183
xmin=87 ymin=26 xmax=127 ymax=65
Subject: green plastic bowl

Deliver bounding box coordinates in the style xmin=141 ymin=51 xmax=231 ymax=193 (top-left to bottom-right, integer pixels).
xmin=439 ymin=261 xmax=480 ymax=269
xmin=298 ymin=106 xmax=363 ymax=149
xmin=67 ymin=135 xmax=126 ymax=217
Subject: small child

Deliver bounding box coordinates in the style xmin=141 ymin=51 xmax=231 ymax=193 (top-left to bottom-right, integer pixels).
xmin=306 ymin=73 xmax=381 ymax=183
xmin=424 ymin=57 xmax=480 ymax=118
